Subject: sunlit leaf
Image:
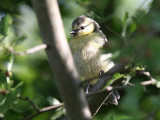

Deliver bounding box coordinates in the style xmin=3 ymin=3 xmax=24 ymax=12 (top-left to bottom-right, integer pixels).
xmin=47 ymin=96 xmax=60 ymax=106
xmin=103 ymin=73 xmax=124 ymax=89
xmin=0 ymin=14 xmax=12 ymax=36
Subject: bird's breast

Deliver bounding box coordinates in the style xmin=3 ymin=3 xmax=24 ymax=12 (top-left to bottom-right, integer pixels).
xmin=69 ymin=33 xmax=111 ymax=84
xmin=71 ymin=43 xmax=102 ymax=81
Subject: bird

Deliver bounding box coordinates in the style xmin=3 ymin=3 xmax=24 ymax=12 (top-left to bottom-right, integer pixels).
xmin=69 ymin=15 xmax=119 ymax=104
xmin=69 ymin=15 xmax=114 ymax=84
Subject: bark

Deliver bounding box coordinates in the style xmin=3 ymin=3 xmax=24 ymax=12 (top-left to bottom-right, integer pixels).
xmin=32 ymin=0 xmax=91 ymax=120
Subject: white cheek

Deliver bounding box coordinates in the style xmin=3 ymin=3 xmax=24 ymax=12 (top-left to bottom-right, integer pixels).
xmin=81 ymin=25 xmax=94 ymax=36
xmin=85 ymin=26 xmax=93 ymax=33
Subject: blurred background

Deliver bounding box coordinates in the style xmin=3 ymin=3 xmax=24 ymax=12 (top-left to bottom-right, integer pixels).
xmin=0 ymin=0 xmax=160 ymax=120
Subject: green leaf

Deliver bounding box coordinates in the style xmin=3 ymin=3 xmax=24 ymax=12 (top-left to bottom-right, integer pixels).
xmin=103 ymin=73 xmax=124 ymax=89
xmin=51 ymin=107 xmax=65 ymax=120
xmin=123 ymin=11 xmax=129 ymax=25
xmin=0 ymin=14 xmax=12 ymax=36
xmin=156 ymin=81 xmax=160 ymax=88
xmin=0 ymin=88 xmax=19 ymax=114
xmin=14 ymin=81 xmax=23 ymax=90
xmin=155 ymin=75 xmax=160 ymax=88
xmin=123 ymin=75 xmax=131 ymax=86
xmin=0 ymin=113 xmax=4 ymax=118
xmin=3 ymin=110 xmax=23 ymax=120
xmin=0 ymin=71 xmax=6 ymax=83
xmin=47 ymin=96 xmax=60 ymax=106
xmin=11 ymin=34 xmax=27 ymax=46
xmin=109 ymin=115 xmax=114 ymax=120
xmin=7 ymin=54 xmax=14 ymax=72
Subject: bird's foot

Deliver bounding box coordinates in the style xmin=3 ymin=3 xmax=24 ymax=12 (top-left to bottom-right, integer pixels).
xmin=104 ymin=90 xmax=120 ymax=105
xmin=99 ymin=70 xmax=104 ymax=76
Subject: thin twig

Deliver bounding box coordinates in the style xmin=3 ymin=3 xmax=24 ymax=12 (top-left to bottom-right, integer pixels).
xmin=23 ymin=103 xmax=64 ymax=120
xmin=86 ymin=85 xmax=130 ymax=97
xmin=7 ymin=44 xmax=47 ymax=55
xmin=21 ymin=68 xmax=156 ymax=120
xmin=141 ymin=78 xmax=156 ymax=86
xmin=18 ymin=96 xmax=64 ymax=120
xmin=136 ymin=70 xmax=157 ymax=86
xmin=18 ymin=96 xmax=40 ymax=112
xmin=90 ymin=63 xmax=126 ymax=92
xmin=87 ymin=63 xmax=125 ymax=116
xmin=87 ymin=78 xmax=156 ymax=98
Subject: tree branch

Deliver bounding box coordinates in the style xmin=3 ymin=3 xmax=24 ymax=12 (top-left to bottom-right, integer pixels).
xmin=18 ymin=96 xmax=64 ymax=120
xmin=32 ymin=0 xmax=91 ymax=120
xmin=90 ymin=63 xmax=125 ymax=92
xmin=136 ymin=70 xmax=157 ymax=86
xmin=86 ymin=63 xmax=157 ymax=116
xmin=141 ymin=78 xmax=156 ymax=86
xmin=86 ymin=85 xmax=129 ymax=97
xmin=87 ymin=63 xmax=126 ymax=116
xmin=18 ymin=96 xmax=40 ymax=112
xmin=19 ymin=71 xmax=156 ymax=120
xmin=7 ymin=44 xmax=47 ymax=55
xmin=23 ymin=103 xmax=64 ymax=120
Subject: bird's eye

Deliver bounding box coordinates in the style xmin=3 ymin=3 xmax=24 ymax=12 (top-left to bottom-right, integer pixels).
xmin=81 ymin=26 xmax=85 ymax=30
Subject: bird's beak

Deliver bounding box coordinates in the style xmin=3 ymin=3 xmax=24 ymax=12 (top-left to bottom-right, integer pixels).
xmin=70 ymin=30 xmax=76 ymax=34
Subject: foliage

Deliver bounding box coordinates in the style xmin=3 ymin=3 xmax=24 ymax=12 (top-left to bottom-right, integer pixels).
xmin=0 ymin=0 xmax=160 ymax=120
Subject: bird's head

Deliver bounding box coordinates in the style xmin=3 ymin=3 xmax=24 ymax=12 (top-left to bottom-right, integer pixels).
xmin=70 ymin=15 xmax=100 ymax=37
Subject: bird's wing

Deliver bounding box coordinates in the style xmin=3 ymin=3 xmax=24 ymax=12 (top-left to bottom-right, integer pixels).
xmin=98 ymin=30 xmax=108 ymax=43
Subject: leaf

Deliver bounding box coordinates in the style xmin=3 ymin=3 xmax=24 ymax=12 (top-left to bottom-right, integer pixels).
xmin=0 ymin=113 xmax=4 ymax=118
xmin=7 ymin=54 xmax=14 ymax=72
xmin=3 ymin=110 xmax=23 ymax=120
xmin=11 ymin=34 xmax=27 ymax=46
xmin=47 ymin=96 xmax=60 ymax=106
xmin=0 ymin=14 xmax=12 ymax=36
xmin=109 ymin=115 xmax=114 ymax=120
xmin=123 ymin=75 xmax=131 ymax=86
xmin=123 ymin=11 xmax=129 ymax=25
xmin=14 ymin=81 xmax=23 ymax=90
xmin=0 ymin=89 xmax=19 ymax=114
xmin=156 ymin=81 xmax=160 ymax=88
xmin=51 ymin=107 xmax=65 ymax=120
xmin=129 ymin=21 xmax=137 ymax=34
xmin=0 ymin=71 xmax=7 ymax=83
xmin=103 ymin=73 xmax=124 ymax=89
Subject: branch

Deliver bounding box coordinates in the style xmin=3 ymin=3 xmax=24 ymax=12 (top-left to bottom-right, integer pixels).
xmin=87 ymin=75 xmax=157 ymax=96
xmin=7 ymin=44 xmax=47 ymax=55
xmin=23 ymin=103 xmax=64 ymax=120
xmin=32 ymin=0 xmax=91 ymax=120
xmin=20 ymin=67 xmax=156 ymax=120
xmin=86 ymin=85 xmax=129 ymax=97
xmin=136 ymin=70 xmax=157 ymax=86
xmin=82 ymin=29 xmax=157 ymax=116
xmin=87 ymin=63 xmax=126 ymax=116
xmin=91 ymin=63 xmax=125 ymax=92
xmin=86 ymin=67 xmax=157 ymax=116
xmin=82 ymin=64 xmax=125 ymax=85
xmin=18 ymin=96 xmax=64 ymax=120
xmin=141 ymin=78 xmax=156 ymax=86
xmin=18 ymin=96 xmax=40 ymax=112
xmin=87 ymin=77 xmax=157 ymax=98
